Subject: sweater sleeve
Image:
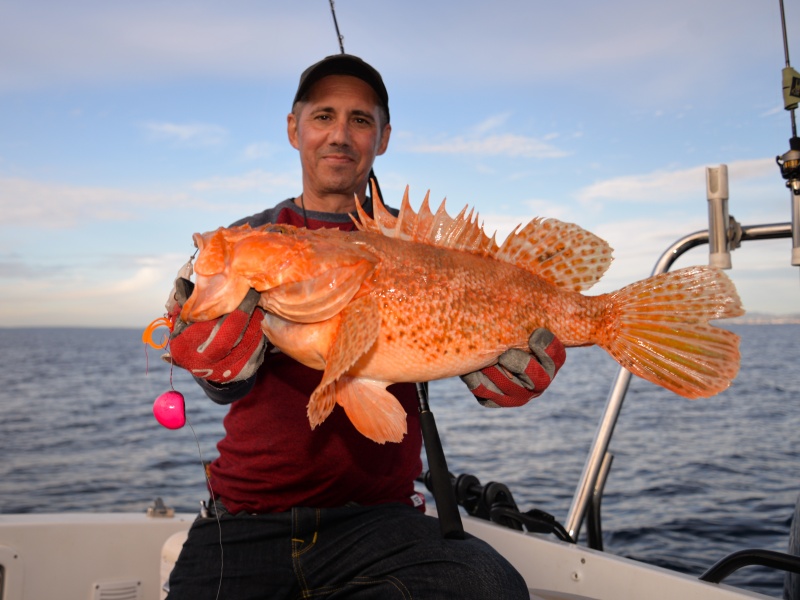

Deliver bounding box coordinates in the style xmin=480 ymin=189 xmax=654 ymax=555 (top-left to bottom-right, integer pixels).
xmin=195 ymin=373 xmax=258 ymax=405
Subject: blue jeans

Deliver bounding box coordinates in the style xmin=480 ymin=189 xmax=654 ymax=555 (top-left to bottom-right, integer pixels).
xmin=167 ymin=502 xmax=529 ymax=599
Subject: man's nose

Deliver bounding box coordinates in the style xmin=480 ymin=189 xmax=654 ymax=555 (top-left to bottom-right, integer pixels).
xmin=328 ymin=119 xmax=351 ymax=145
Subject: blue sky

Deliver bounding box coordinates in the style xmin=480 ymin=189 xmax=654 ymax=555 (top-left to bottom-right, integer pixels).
xmin=1 ymin=0 xmax=799 ymax=327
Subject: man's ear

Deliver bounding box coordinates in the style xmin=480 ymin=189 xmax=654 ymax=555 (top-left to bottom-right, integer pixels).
xmin=376 ymin=123 xmax=391 ymax=156
xmin=287 ymin=112 xmax=299 ymax=150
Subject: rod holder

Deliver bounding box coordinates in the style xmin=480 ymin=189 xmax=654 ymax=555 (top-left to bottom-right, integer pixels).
xmin=706 ymin=165 xmax=731 ymax=269
xmin=793 ymin=191 xmax=800 ymax=266
xmin=777 ymin=137 xmax=800 ymax=266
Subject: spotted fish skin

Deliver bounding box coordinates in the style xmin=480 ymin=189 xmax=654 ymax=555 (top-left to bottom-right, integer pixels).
xmin=181 ymin=187 xmax=744 ymax=444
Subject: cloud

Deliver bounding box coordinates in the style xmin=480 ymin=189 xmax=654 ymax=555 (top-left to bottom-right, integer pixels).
xmin=85 ymin=255 xmax=177 ymax=297
xmin=0 ymin=252 xmax=61 ymax=279
xmin=473 ymin=113 xmax=512 ymax=135
xmin=0 ymin=177 xmax=193 ymax=228
xmin=404 ymin=111 xmax=568 ymax=159
xmin=0 ymin=173 xmax=299 ymax=231
xmin=577 ymin=167 xmax=706 ymax=205
xmin=410 ymin=133 xmax=568 ymax=159
xmin=760 ymin=105 xmax=784 ymax=118
xmin=242 ymin=142 xmax=277 ymax=161
xmin=0 ymin=252 xmax=188 ymax=327
xmin=577 ymin=158 xmax=777 ymax=205
xmin=190 ymin=169 xmax=298 ymax=194
xmin=142 ymin=121 xmax=228 ymax=147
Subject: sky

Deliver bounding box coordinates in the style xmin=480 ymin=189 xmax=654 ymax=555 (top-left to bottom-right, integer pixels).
xmin=1 ymin=0 xmax=799 ymax=327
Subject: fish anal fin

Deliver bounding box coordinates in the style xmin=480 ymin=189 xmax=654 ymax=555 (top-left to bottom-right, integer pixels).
xmin=306 ymin=296 xmax=381 ymax=430
xmin=335 ymin=376 xmax=407 ymax=444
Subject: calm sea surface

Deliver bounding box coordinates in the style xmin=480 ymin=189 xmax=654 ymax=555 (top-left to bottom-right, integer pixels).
xmin=1 ymin=325 xmax=799 ymax=597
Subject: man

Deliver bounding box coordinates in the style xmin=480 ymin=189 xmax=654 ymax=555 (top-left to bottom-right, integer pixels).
xmin=165 ymin=54 xmax=565 ymax=599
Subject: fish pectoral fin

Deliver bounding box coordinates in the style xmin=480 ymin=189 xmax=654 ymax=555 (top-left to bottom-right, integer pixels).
xmin=320 ymin=295 xmax=381 ymax=386
xmin=306 ymin=296 xmax=381 ymax=430
xmin=335 ymin=376 xmax=407 ymax=444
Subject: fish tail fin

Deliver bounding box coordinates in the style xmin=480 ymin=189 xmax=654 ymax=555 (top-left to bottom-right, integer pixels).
xmin=601 ymin=266 xmax=744 ymax=398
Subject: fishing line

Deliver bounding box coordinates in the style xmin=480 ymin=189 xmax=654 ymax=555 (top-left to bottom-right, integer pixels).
xmin=169 ymin=248 xmax=225 ymax=598
xmin=158 ymin=352 xmax=225 ymax=600
xmin=143 ymin=255 xmax=224 ymax=597
xmin=185 ymin=411 xmax=224 ymax=600
xmin=162 ymin=336 xmax=225 ymax=600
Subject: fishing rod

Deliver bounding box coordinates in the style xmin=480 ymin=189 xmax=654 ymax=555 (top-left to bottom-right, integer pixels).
xmin=778 ymin=0 xmax=798 ymax=138
xmin=328 ymin=0 xmax=346 ymax=54
xmin=775 ymin=0 xmax=800 ymax=265
xmin=327 ymin=0 xmax=388 ymax=207
xmin=326 ymin=0 xmax=464 ymax=540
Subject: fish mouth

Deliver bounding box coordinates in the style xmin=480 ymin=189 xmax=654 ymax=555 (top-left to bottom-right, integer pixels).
xmin=180 ymin=274 xmax=249 ymax=323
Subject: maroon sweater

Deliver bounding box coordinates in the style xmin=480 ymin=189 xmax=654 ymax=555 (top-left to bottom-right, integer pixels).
xmin=204 ymin=199 xmax=423 ymax=514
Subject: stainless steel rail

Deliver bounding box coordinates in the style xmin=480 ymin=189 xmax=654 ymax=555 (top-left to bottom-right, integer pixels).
xmin=564 ymin=221 xmax=794 ymax=541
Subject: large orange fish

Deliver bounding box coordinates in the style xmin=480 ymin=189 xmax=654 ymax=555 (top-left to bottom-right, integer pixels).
xmin=177 ymin=188 xmax=743 ymax=444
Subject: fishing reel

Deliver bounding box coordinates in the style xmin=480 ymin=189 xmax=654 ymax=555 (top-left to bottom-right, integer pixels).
xmin=777 ymin=137 xmax=800 ymax=196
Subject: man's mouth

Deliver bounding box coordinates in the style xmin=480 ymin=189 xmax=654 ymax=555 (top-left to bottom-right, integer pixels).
xmin=321 ymin=151 xmax=356 ymax=163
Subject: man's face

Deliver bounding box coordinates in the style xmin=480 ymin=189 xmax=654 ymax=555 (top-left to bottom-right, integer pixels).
xmin=288 ymin=75 xmax=391 ymax=199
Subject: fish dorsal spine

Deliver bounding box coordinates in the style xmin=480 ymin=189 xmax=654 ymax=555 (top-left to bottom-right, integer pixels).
xmin=354 ymin=185 xmax=614 ymax=292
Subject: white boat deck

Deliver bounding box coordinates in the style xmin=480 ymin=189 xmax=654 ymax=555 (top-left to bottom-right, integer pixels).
xmin=0 ymin=511 xmax=777 ymax=600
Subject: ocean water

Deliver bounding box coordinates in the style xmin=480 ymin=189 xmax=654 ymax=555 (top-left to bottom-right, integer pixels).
xmin=1 ymin=324 xmax=799 ymax=597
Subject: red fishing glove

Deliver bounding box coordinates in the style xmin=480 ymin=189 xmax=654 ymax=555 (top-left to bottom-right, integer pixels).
xmin=460 ymin=328 xmax=566 ymax=408
xmin=164 ymin=278 xmax=267 ymax=384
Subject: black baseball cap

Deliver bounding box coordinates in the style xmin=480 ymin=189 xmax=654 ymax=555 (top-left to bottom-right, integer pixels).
xmin=293 ymin=54 xmax=390 ymax=122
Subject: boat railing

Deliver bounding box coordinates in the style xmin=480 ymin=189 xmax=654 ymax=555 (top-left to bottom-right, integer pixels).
xmin=564 ymin=164 xmax=795 ymax=541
